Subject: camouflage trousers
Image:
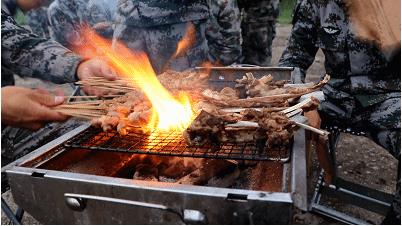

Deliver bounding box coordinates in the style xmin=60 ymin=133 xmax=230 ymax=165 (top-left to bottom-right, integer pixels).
xmin=320 ymin=94 xmax=401 ymax=222
xmin=238 ymin=0 xmax=279 ymax=66
xmin=113 ymin=20 xmax=209 ymax=74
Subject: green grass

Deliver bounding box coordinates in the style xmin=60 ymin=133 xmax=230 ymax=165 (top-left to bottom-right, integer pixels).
xmin=278 ymin=0 xmax=296 ymax=24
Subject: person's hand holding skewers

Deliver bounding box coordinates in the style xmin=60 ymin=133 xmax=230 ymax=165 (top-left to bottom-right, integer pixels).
xmin=76 ymin=58 xmax=118 ymax=96
xmin=1 ymin=87 xmax=68 ymax=130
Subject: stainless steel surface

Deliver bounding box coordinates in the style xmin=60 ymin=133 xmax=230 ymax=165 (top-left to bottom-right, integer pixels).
xmin=5 ymin=125 xmax=307 ymax=224
xmin=290 ymin=129 xmax=308 ymax=211
xmin=4 ymin=67 xmax=309 ymax=224
xmin=7 ymin=166 xmax=293 ymax=224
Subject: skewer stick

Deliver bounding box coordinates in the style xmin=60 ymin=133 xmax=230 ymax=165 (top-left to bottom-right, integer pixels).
xmin=66 ymin=95 xmax=123 ymax=99
xmin=225 ymin=116 xmax=329 ymax=136
xmin=67 ymin=100 xmax=104 ymax=104
xmin=281 ymin=97 xmax=312 ymax=114
xmin=292 ymin=121 xmax=329 ymax=136
xmin=54 ymin=105 xmax=106 ymax=110
xmin=54 ymin=110 xmax=103 ymax=118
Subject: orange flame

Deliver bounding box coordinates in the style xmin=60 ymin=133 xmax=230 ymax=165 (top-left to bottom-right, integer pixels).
xmin=173 ymin=22 xmax=196 ymax=58
xmin=74 ymin=27 xmax=195 ymax=132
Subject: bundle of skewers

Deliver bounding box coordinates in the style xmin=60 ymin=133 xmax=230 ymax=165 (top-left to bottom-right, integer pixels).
xmin=53 ymin=70 xmax=330 ymax=147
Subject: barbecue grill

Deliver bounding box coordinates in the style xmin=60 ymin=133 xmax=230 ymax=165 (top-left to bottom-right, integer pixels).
xmin=3 ymin=66 xmax=310 ymax=224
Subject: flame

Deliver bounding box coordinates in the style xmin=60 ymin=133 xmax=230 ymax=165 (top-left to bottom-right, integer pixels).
xmin=173 ymin=22 xmax=196 ymax=58
xmin=74 ymin=26 xmax=195 ymax=132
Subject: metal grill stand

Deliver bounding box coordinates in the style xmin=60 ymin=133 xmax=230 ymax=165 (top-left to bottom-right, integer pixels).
xmin=310 ymin=126 xmax=394 ymax=224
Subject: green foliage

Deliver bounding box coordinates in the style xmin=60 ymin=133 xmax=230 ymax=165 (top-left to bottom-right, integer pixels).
xmin=278 ymin=0 xmax=296 ymax=24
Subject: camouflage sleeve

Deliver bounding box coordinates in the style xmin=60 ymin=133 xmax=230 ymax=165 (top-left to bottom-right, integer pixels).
xmin=86 ymin=0 xmax=117 ymax=38
xmin=205 ymin=0 xmax=242 ymax=65
xmin=1 ymin=10 xmax=83 ymax=84
xmin=278 ymin=0 xmax=319 ymax=81
xmin=1 ymin=0 xmax=18 ymax=16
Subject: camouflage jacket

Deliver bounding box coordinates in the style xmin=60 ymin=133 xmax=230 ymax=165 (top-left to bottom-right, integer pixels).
xmin=1 ymin=0 xmax=17 ymax=16
xmin=205 ymin=0 xmax=242 ymax=65
xmin=47 ymin=0 xmax=89 ymax=47
xmin=116 ymin=0 xmax=209 ymax=28
xmin=48 ymin=0 xmax=119 ymax=48
xmin=1 ymin=10 xmax=83 ymax=86
xmin=279 ymin=0 xmax=400 ymax=117
xmin=26 ymin=7 xmax=51 ymax=39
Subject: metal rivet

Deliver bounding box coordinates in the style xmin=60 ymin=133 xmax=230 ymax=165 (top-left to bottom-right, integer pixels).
xmin=65 ymin=197 xmax=86 ymax=211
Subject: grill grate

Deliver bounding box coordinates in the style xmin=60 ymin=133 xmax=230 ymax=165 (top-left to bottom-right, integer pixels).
xmin=64 ymin=127 xmax=291 ymax=161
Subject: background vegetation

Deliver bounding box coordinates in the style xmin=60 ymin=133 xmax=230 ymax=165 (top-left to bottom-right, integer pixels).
xmin=278 ymin=0 xmax=296 ymax=24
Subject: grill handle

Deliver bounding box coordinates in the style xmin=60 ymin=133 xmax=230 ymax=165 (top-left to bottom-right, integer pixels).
xmin=64 ymin=193 xmax=207 ymax=224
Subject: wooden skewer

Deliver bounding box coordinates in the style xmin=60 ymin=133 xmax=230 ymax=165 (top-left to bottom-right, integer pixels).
xmin=281 ymin=97 xmax=312 ymax=114
xmin=67 ymin=100 xmax=104 ymax=105
xmin=286 ymin=108 xmax=302 ymax=118
xmin=220 ymin=107 xmax=287 ymax=113
xmin=54 ymin=105 xmax=106 ymax=110
xmin=292 ymin=121 xmax=329 ymax=136
xmin=225 ymin=116 xmax=329 ymax=136
xmin=55 ymin=110 xmax=103 ymax=118
xmin=66 ymin=95 xmax=123 ymax=99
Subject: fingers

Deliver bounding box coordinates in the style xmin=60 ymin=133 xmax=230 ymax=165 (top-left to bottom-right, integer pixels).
xmin=31 ymin=92 xmax=65 ymax=107
xmin=81 ymin=58 xmax=117 ymax=81
xmin=100 ymin=63 xmax=117 ymax=80
xmin=36 ymin=105 xmax=69 ymax=122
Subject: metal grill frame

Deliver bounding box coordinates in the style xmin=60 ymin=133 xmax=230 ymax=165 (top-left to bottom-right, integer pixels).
xmin=64 ymin=127 xmax=292 ymax=162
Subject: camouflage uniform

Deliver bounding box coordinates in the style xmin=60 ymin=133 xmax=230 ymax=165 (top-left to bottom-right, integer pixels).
xmin=47 ymin=0 xmax=89 ymax=48
xmin=47 ymin=0 xmax=118 ymax=48
xmin=205 ymin=0 xmax=242 ymax=65
xmin=1 ymin=0 xmax=51 ymax=38
xmin=1 ymin=9 xmax=83 ymax=86
xmin=85 ymin=0 xmax=117 ymax=38
xmin=279 ymin=0 xmax=400 ymax=222
xmin=26 ymin=6 xmax=51 ymax=39
xmin=1 ymin=0 xmax=18 ymax=16
xmin=113 ymin=0 xmax=210 ymax=74
xmin=238 ymin=0 xmax=279 ymax=66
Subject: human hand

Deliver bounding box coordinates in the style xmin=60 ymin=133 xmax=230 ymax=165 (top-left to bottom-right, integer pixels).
xmin=76 ymin=58 xmax=117 ymax=96
xmin=1 ymin=86 xmax=68 ymax=130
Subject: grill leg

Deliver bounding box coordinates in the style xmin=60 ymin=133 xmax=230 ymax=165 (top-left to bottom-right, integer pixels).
xmin=1 ymin=197 xmax=22 ymax=225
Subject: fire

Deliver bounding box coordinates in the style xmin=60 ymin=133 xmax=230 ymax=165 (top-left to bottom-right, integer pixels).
xmin=75 ymin=27 xmax=195 ymax=132
xmin=173 ymin=22 xmax=196 ymax=58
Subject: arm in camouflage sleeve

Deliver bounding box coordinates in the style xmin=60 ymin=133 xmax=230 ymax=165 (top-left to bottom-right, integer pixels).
xmin=205 ymin=0 xmax=242 ymax=65
xmin=278 ymin=0 xmax=319 ymax=82
xmin=1 ymin=10 xmax=83 ymax=84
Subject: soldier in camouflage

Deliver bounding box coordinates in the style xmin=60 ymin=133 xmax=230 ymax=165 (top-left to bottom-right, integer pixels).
xmin=1 ymin=9 xmax=82 ymax=87
xmin=86 ymin=0 xmax=117 ymax=38
xmin=279 ymin=0 xmax=400 ymax=223
xmin=26 ymin=6 xmax=51 ymax=39
xmin=238 ymin=0 xmax=280 ymax=66
xmin=1 ymin=0 xmax=51 ymax=38
xmin=47 ymin=0 xmax=118 ymax=48
xmin=2 ymin=9 xmax=117 ymax=165
xmin=113 ymin=0 xmax=210 ymax=74
xmin=47 ymin=0 xmax=89 ymax=48
xmin=205 ymin=0 xmax=242 ymax=65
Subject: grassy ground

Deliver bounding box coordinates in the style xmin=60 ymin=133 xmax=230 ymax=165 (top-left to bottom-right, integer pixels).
xmin=278 ymin=0 xmax=296 ymax=24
